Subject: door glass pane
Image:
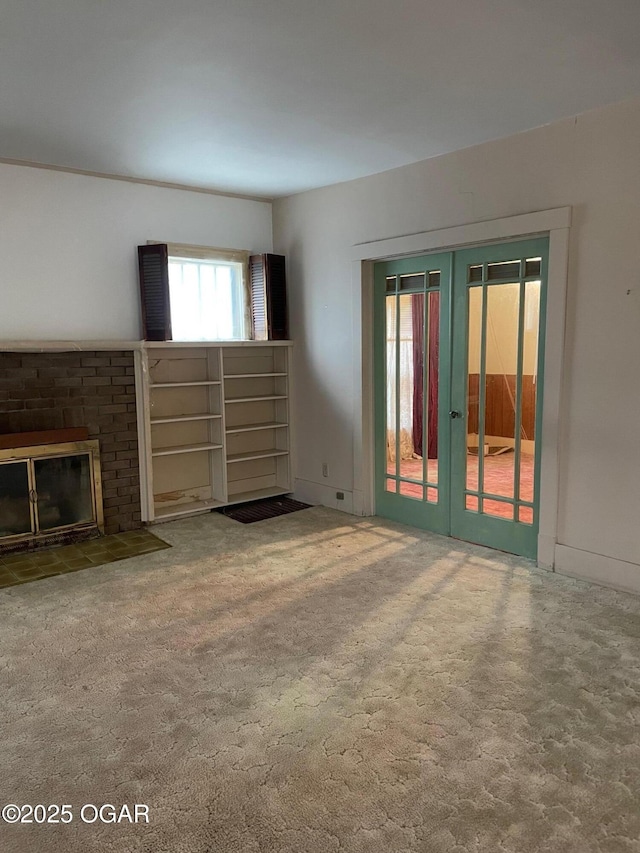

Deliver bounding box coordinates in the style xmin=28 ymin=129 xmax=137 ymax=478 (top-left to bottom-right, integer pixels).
xmin=487 ymin=260 xmax=521 ymax=281
xmin=34 ymin=454 xmax=94 ymax=531
xmin=384 ymin=287 xmax=439 ymax=503
xmin=466 ymin=286 xmax=483 ymax=492
xmin=519 ymin=280 xmax=540 ymax=504
xmin=483 ymin=283 xmax=519 ymax=510
xmin=385 ymin=294 xmax=398 ymax=490
xmin=399 ymin=481 xmax=423 ymax=500
xmin=0 ymin=461 xmax=32 ymax=537
xmin=399 ymin=273 xmax=425 ymax=291
xmin=483 ymin=499 xmax=514 ymax=520
xmin=397 ymin=294 xmax=421 ymax=484
xmin=424 ymin=291 xmax=440 ymax=500
xmin=524 ymin=258 xmax=541 ymax=278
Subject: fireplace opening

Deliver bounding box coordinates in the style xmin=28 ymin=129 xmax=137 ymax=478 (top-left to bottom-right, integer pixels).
xmin=0 ymin=433 xmax=104 ymax=554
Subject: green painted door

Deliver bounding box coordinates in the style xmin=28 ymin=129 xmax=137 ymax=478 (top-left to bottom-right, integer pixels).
xmin=374 ymin=238 xmax=548 ymax=559
xmin=374 ymin=253 xmax=452 ymax=534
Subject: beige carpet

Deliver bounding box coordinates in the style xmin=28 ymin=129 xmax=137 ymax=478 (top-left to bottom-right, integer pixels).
xmin=1 ymin=508 xmax=639 ymax=853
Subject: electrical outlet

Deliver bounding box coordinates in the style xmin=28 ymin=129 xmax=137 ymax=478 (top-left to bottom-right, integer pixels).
xmin=322 ymin=462 xmax=328 ymax=478
xmin=336 ymin=491 xmax=344 ymax=500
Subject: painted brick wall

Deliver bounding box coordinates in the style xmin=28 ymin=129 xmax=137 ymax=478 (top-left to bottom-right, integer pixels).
xmin=0 ymin=351 xmax=141 ymax=534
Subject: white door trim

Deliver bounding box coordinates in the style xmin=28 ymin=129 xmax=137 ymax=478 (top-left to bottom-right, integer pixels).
xmin=351 ymin=207 xmax=571 ymax=569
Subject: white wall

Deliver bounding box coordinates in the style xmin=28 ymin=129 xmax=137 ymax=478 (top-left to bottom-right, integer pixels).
xmin=273 ymin=96 xmax=640 ymax=584
xmin=0 ymin=164 xmax=272 ymax=340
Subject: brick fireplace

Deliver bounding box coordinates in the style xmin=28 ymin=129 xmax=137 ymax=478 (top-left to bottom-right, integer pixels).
xmin=0 ymin=350 xmax=141 ymax=535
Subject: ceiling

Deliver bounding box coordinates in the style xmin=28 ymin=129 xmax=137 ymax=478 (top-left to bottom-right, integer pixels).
xmin=2 ymin=0 xmax=640 ymax=198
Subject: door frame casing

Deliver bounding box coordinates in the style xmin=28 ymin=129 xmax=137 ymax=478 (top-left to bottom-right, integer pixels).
xmin=351 ymin=207 xmax=571 ymax=569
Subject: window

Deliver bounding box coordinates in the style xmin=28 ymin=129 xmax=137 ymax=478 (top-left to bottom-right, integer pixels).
xmin=137 ymin=243 xmax=288 ymax=343
xmin=164 ymin=243 xmax=249 ymax=342
xmin=167 ymin=250 xmax=248 ymax=341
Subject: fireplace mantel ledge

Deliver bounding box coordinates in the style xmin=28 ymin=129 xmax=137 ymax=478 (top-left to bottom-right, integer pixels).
xmin=0 ymin=340 xmax=143 ymax=352
xmin=0 ymin=340 xmax=293 ymax=352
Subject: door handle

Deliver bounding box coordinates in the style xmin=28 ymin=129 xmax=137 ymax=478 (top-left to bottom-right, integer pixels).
xmin=449 ymin=410 xmax=462 ymax=419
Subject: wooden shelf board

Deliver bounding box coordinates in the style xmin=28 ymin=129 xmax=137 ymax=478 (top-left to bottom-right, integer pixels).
xmin=152 ymin=443 xmax=223 ymax=457
xmin=227 ymin=449 xmax=289 ymax=464
xmin=226 ymin=421 xmax=288 ymax=434
xmin=151 ymin=413 xmax=222 ymax=424
xmin=225 ymin=395 xmax=287 ymax=404
xmin=152 ymin=381 xmax=221 ymax=388
xmin=223 ymin=373 xmax=287 ymax=379
xmin=226 ymin=487 xmax=291 ymax=505
xmin=153 ymin=498 xmax=226 ymax=521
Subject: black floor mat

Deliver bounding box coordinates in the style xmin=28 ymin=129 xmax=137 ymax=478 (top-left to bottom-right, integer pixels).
xmin=220 ymin=496 xmax=311 ymax=524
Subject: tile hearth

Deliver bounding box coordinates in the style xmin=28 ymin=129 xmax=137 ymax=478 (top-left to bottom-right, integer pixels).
xmin=0 ymin=529 xmax=169 ymax=589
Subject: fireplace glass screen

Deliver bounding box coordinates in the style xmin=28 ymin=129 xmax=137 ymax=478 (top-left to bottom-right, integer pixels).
xmin=0 ymin=449 xmax=99 ymax=542
xmin=0 ymin=461 xmax=32 ymax=537
xmin=34 ymin=454 xmax=94 ymax=531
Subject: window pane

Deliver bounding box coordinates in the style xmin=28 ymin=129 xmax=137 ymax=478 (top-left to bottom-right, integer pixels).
xmin=169 ymin=258 xmax=246 ymax=341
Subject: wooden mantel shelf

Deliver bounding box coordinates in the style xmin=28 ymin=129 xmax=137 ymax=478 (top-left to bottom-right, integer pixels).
xmin=0 ymin=340 xmax=292 ymax=352
xmin=0 ymin=340 xmax=142 ymax=352
xmin=0 ymin=428 xmax=89 ymax=451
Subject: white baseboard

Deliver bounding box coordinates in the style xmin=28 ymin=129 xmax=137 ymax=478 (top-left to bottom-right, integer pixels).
xmin=293 ymin=479 xmax=356 ymax=515
xmin=555 ymin=544 xmax=640 ymax=596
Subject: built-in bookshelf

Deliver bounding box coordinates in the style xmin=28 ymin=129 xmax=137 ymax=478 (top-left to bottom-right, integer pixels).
xmin=138 ymin=342 xmax=292 ymax=522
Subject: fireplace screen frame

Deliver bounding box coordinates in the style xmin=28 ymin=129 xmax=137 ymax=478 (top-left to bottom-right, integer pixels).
xmin=0 ymin=440 xmax=104 ymax=544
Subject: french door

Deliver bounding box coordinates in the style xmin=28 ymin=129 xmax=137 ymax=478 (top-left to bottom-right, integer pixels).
xmin=374 ymin=237 xmax=548 ymax=559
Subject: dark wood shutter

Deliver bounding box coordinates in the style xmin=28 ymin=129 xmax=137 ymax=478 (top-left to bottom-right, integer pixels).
xmin=137 ymin=244 xmax=172 ymax=341
xmin=249 ymin=253 xmax=289 ymax=341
